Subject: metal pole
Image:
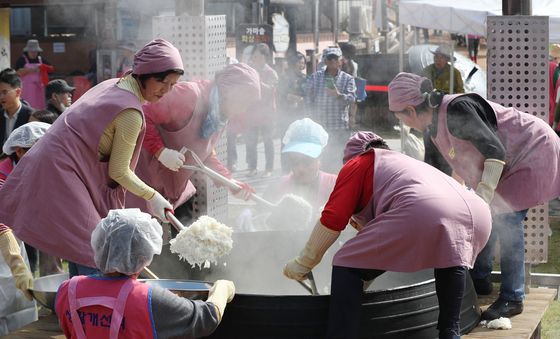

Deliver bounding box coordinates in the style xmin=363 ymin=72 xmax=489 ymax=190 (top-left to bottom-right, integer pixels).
xmin=333 ymin=0 xmax=339 ymax=43
xmin=449 ymin=40 xmax=455 ymax=94
xmin=258 ymin=0 xmax=264 ymax=24
xmin=502 ymin=0 xmax=532 ymax=15
xmin=314 ymin=0 xmax=320 ymax=52
xmin=380 ymin=0 xmax=388 ymax=54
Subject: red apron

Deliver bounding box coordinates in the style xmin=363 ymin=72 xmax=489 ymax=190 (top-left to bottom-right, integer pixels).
xmin=56 ymin=276 xmax=154 ymax=339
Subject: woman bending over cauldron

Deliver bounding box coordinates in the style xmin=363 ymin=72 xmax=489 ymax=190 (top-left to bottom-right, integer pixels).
xmin=126 ymin=63 xmax=261 ymax=219
xmin=284 ymin=132 xmax=492 ymax=339
xmin=56 ymin=208 xmax=235 ymax=339
xmin=389 ymin=72 xmax=560 ymax=320
xmin=0 ymin=39 xmax=184 ymax=277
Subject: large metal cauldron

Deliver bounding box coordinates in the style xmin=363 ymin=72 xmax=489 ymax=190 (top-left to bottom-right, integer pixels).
xmin=148 ymin=230 xmax=481 ymax=338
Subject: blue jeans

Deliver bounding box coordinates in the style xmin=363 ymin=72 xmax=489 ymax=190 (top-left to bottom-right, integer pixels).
xmin=471 ymin=209 xmax=528 ymax=301
xmin=68 ymin=262 xmax=101 ymax=278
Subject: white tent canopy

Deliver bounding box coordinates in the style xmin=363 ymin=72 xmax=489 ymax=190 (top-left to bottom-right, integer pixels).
xmin=399 ymin=0 xmax=560 ymax=43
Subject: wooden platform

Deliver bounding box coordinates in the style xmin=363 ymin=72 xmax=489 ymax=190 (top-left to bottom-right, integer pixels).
xmin=2 ymin=313 xmax=63 ymax=339
xmin=2 ymin=288 xmax=556 ymax=339
xmin=464 ymin=287 xmax=557 ymax=339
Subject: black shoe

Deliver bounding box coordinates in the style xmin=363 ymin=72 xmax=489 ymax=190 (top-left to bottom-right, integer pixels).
xmin=472 ymin=276 xmax=493 ymax=295
xmin=481 ymin=297 xmax=523 ymax=320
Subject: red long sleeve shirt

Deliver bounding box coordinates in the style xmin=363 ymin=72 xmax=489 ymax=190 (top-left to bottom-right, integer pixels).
xmin=320 ymin=151 xmax=374 ymax=231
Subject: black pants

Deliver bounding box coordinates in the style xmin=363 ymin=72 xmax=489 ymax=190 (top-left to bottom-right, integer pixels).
xmin=327 ymin=266 xmax=466 ymax=339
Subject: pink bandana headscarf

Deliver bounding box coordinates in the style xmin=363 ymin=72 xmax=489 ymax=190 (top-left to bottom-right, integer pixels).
xmin=132 ymin=39 xmax=183 ymax=75
xmin=343 ymin=131 xmax=385 ymax=164
xmin=388 ymin=72 xmax=432 ymax=112
xmin=214 ymin=63 xmax=261 ymax=100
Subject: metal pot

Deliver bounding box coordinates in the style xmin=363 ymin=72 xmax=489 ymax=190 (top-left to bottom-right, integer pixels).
xmin=138 ymin=279 xmax=211 ymax=300
xmin=30 ymin=272 xmax=69 ymax=310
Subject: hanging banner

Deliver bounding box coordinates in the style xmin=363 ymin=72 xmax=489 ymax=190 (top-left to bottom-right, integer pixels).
xmin=0 ymin=9 xmax=10 ymax=70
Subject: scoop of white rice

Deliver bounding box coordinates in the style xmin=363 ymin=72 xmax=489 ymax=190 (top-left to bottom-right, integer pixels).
xmin=169 ymin=215 xmax=233 ymax=268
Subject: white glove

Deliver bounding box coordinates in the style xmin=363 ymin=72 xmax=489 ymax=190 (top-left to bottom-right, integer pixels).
xmin=146 ymin=191 xmax=173 ymax=221
xmin=207 ymin=280 xmax=236 ymax=321
xmin=475 ymin=159 xmax=505 ymax=205
xmin=158 ymin=148 xmax=185 ymax=171
xmin=283 ymin=222 xmax=340 ymax=281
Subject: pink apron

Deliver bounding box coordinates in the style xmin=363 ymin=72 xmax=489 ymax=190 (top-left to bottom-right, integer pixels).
xmin=0 ymin=79 xmax=145 ymax=267
xmin=433 ymin=93 xmax=560 ymax=214
xmin=56 ymin=276 xmax=154 ymax=339
xmin=127 ymin=83 xmax=222 ymax=210
xmin=333 ymin=149 xmax=492 ymax=271
xmin=20 ymin=55 xmax=45 ymax=109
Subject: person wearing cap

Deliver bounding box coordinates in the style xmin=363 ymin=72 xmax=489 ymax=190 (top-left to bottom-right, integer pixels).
xmin=0 ymin=68 xmax=34 ymax=148
xmin=422 ymin=44 xmax=464 ymax=94
xmin=126 ymin=63 xmax=260 ymax=221
xmin=0 ymin=122 xmax=51 ymax=335
xmin=55 ymin=208 xmax=235 ymax=339
xmin=305 ymin=46 xmax=356 ymax=174
xmin=283 ymin=131 xmax=492 ymax=339
xmin=388 ymin=72 xmax=560 ymax=320
xmin=0 ymin=39 xmax=185 ymax=278
xmin=15 ymin=39 xmax=54 ymax=109
xmin=45 ymin=79 xmax=75 ymax=115
xmin=264 ymin=118 xmax=337 ymax=223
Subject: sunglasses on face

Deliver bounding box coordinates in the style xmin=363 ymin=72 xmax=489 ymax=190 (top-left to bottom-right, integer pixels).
xmin=326 ymin=55 xmax=340 ymax=61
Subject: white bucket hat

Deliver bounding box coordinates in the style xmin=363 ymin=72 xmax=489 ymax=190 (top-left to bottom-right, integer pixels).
xmin=23 ymin=39 xmax=43 ymax=53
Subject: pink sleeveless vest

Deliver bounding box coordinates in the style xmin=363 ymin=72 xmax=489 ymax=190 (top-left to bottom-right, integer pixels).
xmin=56 ymin=276 xmax=155 ymax=339
xmin=0 ymin=79 xmax=145 ymax=267
xmin=21 ymin=55 xmax=45 ymax=109
xmin=333 ymin=149 xmax=492 ymax=271
xmin=127 ymin=81 xmax=223 ymax=210
xmin=433 ymin=93 xmax=560 ymax=214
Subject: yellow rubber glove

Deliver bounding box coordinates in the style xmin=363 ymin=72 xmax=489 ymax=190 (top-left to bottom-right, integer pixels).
xmin=284 ymin=222 xmax=340 ymax=281
xmin=207 ymin=280 xmax=235 ymax=321
xmin=0 ymin=230 xmax=34 ymax=300
xmin=475 ymin=159 xmax=505 ymax=204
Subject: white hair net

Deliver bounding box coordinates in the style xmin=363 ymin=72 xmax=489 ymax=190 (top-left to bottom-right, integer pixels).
xmin=91 ymin=209 xmax=163 ymax=275
xmin=2 ymin=121 xmax=50 ymax=155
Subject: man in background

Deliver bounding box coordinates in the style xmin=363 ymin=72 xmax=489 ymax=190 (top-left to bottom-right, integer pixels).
xmin=0 ymin=69 xmax=33 ymax=148
xmin=422 ymin=44 xmax=464 ymax=94
xmin=45 ymin=79 xmax=75 ymax=116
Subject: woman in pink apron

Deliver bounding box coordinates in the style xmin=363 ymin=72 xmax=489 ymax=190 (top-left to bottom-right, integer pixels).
xmin=283 ymin=132 xmax=492 ymax=339
xmin=56 ymin=209 xmax=235 ymax=339
xmin=0 ymin=39 xmax=184 ymax=277
xmin=127 ymin=63 xmax=261 ymax=217
xmin=264 ymin=118 xmax=337 ymax=228
xmin=388 ymin=72 xmax=560 ymax=321
xmin=15 ymin=39 xmax=53 ymax=109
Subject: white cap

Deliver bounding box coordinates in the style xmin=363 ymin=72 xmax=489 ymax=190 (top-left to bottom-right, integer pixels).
xmin=282 ymin=118 xmax=328 ymax=159
xmin=91 ymin=209 xmax=163 ymax=275
xmin=2 ymin=121 xmax=50 ymax=155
